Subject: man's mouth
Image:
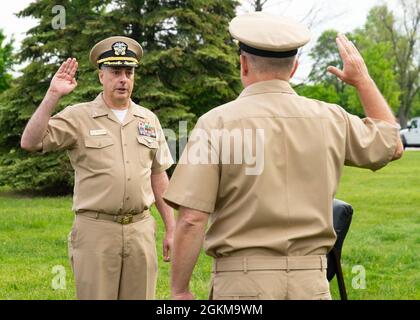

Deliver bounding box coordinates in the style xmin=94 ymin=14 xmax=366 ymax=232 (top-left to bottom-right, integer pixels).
xmin=116 ymin=88 xmax=127 ymax=92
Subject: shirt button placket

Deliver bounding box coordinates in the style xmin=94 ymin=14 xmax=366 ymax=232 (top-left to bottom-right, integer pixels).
xmin=121 ymin=126 xmax=129 ymax=209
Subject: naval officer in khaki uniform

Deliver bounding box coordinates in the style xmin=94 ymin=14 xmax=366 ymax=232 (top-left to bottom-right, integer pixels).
xmin=163 ymin=13 xmax=403 ymax=300
xmin=21 ymin=36 xmax=175 ymax=299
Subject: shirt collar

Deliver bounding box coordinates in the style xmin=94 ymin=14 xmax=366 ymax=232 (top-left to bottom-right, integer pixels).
xmin=238 ymin=79 xmax=297 ymax=99
xmin=90 ymin=93 xmax=147 ymax=120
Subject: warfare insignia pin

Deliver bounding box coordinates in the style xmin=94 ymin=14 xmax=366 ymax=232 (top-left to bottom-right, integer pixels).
xmin=112 ymin=42 xmax=127 ymax=56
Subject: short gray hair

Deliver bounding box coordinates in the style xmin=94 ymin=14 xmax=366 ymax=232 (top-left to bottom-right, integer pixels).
xmin=99 ymin=65 xmax=135 ymax=72
xmin=241 ymin=51 xmax=296 ymax=77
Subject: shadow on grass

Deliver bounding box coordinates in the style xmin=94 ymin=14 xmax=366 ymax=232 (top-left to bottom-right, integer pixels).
xmin=0 ymin=186 xmax=72 ymax=198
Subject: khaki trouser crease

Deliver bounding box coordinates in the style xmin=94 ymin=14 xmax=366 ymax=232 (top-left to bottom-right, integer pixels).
xmin=68 ymin=212 xmax=157 ymax=300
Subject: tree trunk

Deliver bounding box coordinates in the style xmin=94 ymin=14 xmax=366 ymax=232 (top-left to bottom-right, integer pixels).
xmin=254 ymin=0 xmax=265 ymax=11
xmin=398 ymin=107 xmax=408 ymax=128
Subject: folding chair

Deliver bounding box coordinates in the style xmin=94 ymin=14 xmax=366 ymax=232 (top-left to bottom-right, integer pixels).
xmin=327 ymin=199 xmax=354 ymax=300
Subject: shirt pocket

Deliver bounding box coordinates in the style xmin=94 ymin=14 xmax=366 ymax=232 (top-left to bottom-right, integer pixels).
xmin=137 ymin=135 xmax=158 ymax=168
xmin=83 ymin=136 xmax=115 ymax=170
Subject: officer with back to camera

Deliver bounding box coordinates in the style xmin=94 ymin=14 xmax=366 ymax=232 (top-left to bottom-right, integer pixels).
xmin=163 ymin=13 xmax=403 ymax=300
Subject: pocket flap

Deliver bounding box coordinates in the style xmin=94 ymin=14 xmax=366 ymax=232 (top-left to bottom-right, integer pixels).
xmin=84 ymin=136 xmax=114 ymax=149
xmin=217 ymin=293 xmax=260 ymax=300
xmin=137 ymin=135 xmax=159 ymax=149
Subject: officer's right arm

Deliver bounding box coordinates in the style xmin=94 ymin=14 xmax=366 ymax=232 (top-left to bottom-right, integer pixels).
xmin=327 ymin=34 xmax=403 ymax=162
xmin=21 ymin=58 xmax=78 ymax=152
xmin=341 ymin=110 xmax=399 ymax=171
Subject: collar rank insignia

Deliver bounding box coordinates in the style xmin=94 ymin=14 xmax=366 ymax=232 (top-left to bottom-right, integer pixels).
xmin=138 ymin=120 xmax=157 ymax=138
xmin=112 ymin=42 xmax=127 ymax=56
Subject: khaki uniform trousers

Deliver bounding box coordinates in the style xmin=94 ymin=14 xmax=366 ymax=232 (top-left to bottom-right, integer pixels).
xmin=67 ymin=212 xmax=158 ymax=300
xmin=210 ymin=255 xmax=331 ymax=300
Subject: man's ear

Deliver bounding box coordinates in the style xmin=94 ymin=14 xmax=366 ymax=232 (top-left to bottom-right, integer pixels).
xmin=290 ymin=58 xmax=299 ymax=79
xmin=98 ymin=68 xmax=104 ymax=85
xmin=240 ymin=54 xmax=249 ymax=78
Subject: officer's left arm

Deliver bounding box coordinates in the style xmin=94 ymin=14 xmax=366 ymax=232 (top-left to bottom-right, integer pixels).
xmin=171 ymin=206 xmax=209 ymax=300
xmin=151 ymin=171 xmax=175 ymax=262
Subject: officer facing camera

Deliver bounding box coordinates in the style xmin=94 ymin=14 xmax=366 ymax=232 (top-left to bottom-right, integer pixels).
xmin=21 ymin=36 xmax=175 ymax=300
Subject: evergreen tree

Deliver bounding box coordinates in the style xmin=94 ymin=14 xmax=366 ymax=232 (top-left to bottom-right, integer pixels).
xmin=107 ymin=0 xmax=240 ymax=125
xmin=0 ymin=1 xmax=110 ymax=194
xmin=0 ymin=30 xmax=13 ymax=93
xmin=0 ymin=0 xmax=240 ymax=194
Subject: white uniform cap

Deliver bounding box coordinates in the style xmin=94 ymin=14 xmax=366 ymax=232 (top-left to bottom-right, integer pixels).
xmin=229 ymin=12 xmax=311 ymax=58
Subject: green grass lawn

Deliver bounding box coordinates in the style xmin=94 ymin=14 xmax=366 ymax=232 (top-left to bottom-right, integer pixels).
xmin=0 ymin=151 xmax=419 ymax=300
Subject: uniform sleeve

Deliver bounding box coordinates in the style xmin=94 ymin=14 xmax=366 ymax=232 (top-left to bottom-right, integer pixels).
xmin=342 ymin=110 xmax=399 ymax=171
xmin=151 ymin=117 xmax=174 ymax=174
xmin=163 ymin=118 xmax=220 ymax=213
xmin=41 ymin=106 xmax=79 ymax=153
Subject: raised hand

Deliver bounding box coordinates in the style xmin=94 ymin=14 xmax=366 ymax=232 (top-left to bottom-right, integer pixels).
xmin=327 ymin=34 xmax=371 ymax=89
xmin=49 ymin=58 xmax=78 ymax=97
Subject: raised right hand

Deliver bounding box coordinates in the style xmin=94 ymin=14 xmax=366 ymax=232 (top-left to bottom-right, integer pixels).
xmin=327 ymin=34 xmax=372 ymax=89
xmin=48 ymin=58 xmax=78 ymax=97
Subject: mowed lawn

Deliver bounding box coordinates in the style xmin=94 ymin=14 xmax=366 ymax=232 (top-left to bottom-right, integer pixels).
xmin=0 ymin=151 xmax=419 ymax=300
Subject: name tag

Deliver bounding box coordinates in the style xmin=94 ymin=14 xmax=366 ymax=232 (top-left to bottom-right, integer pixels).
xmin=90 ymin=129 xmax=107 ymax=136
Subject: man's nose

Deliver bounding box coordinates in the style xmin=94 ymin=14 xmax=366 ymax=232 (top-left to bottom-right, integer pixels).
xmin=119 ymin=73 xmax=129 ymax=82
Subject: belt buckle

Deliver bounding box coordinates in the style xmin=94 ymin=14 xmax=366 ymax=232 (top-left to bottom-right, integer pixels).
xmin=120 ymin=214 xmax=133 ymax=225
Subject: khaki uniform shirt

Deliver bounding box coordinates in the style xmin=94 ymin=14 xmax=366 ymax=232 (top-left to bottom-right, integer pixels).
xmin=163 ymin=80 xmax=398 ymax=258
xmin=41 ymin=93 xmax=173 ymax=215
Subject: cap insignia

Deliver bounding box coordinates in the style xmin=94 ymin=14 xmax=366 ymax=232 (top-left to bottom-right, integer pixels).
xmin=112 ymin=42 xmax=127 ymax=56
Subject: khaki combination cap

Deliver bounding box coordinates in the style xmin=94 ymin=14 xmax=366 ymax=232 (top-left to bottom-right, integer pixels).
xmin=229 ymin=12 xmax=311 ymax=58
xmin=89 ymin=36 xmax=143 ymax=68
